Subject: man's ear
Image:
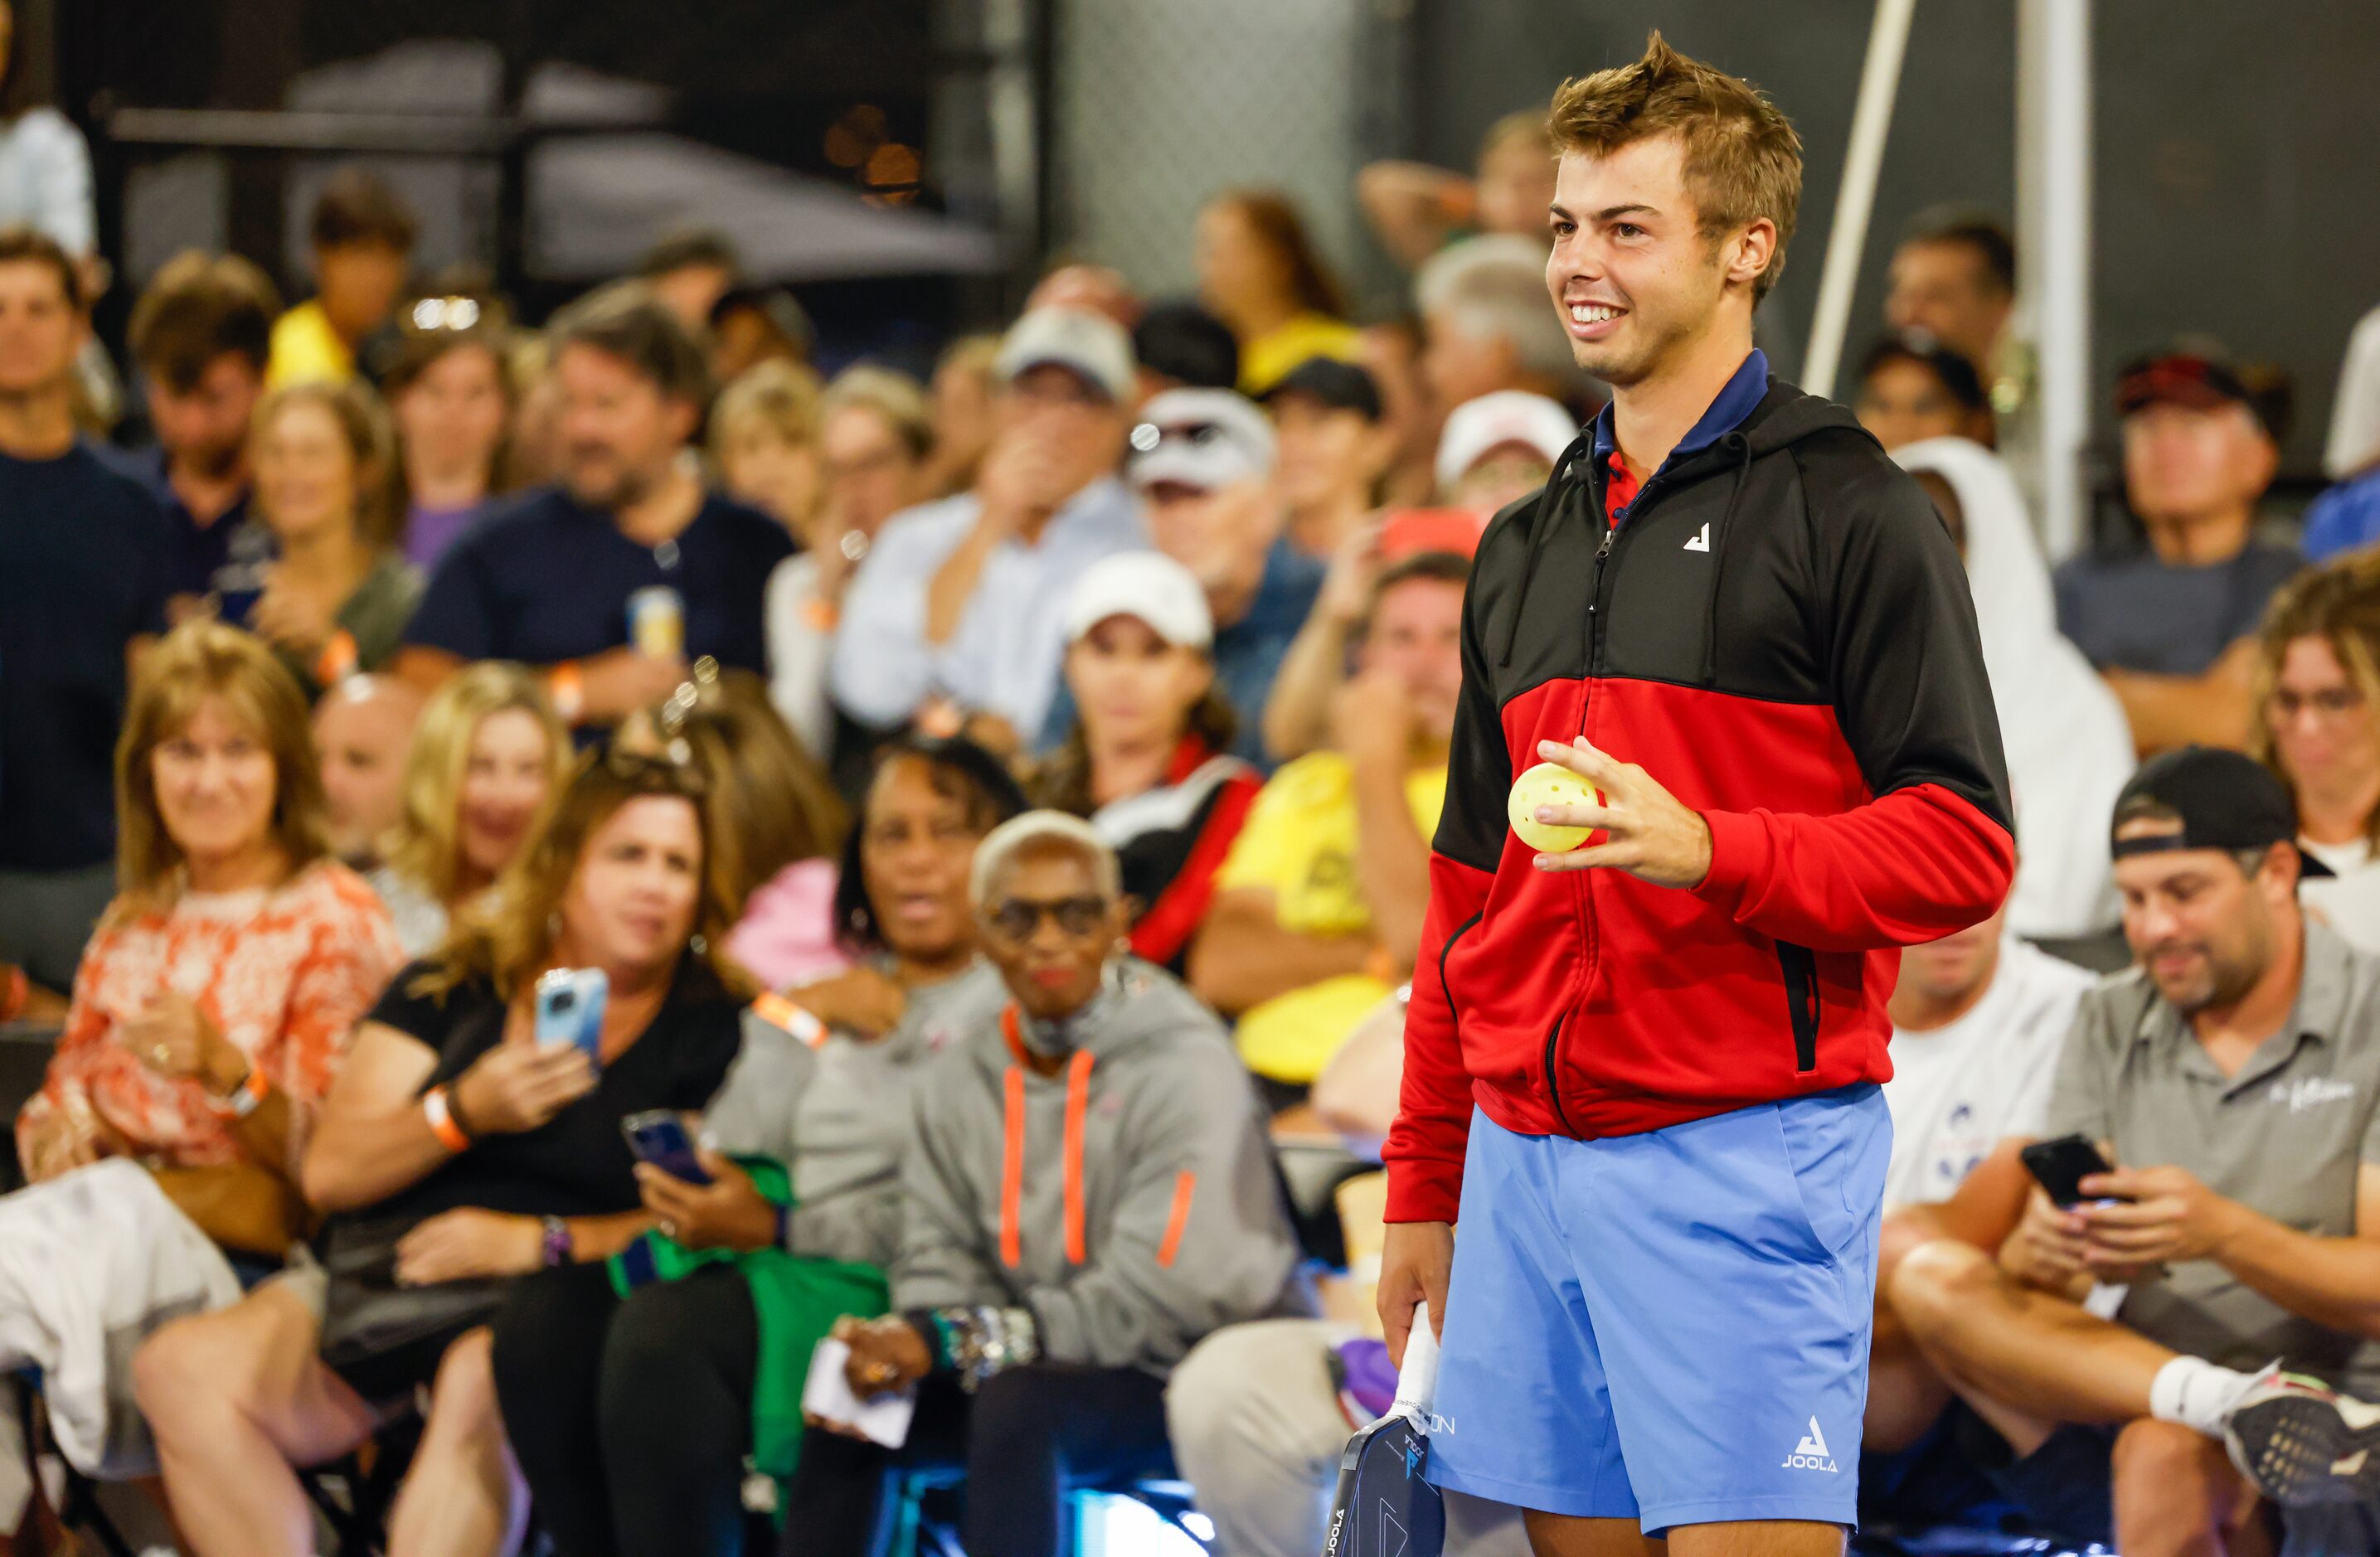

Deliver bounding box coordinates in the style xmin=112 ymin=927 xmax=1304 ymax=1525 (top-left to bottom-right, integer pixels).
xmin=667 ymin=395 xmax=703 ymax=446
xmin=1727 ymin=219 xmax=1779 ymax=292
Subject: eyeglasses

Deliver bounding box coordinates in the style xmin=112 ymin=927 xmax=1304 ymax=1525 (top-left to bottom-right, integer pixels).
xmin=2269 ymin=686 xmax=2366 ymax=722
xmin=984 ymin=895 xmax=1110 ymax=941
xmin=406 ymin=295 xmax=484 ymax=333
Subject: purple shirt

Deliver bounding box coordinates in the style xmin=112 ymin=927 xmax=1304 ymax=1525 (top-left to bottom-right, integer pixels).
xmin=402 ymin=499 xmax=486 ymax=571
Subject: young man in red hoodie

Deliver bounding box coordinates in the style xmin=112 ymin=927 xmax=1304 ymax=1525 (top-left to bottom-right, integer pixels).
xmin=1377 ymin=35 xmax=2015 ymax=1557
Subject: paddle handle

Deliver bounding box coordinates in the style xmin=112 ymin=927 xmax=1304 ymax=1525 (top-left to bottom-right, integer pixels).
xmin=1392 ymin=1304 xmax=1440 ymax=1415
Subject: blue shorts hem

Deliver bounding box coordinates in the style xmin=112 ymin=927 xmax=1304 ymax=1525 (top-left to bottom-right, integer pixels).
xmin=1635 ymin=1494 xmax=1858 ymax=1539
xmin=1425 ymin=1461 xmax=1636 ymax=1521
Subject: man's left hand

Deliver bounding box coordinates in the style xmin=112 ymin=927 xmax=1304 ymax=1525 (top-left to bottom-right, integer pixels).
xmin=1526 ymin=737 xmax=1713 ymax=890
xmin=2076 ymin=1166 xmax=2240 ymax=1271
xmin=1333 ymin=668 xmax=1415 ymax=762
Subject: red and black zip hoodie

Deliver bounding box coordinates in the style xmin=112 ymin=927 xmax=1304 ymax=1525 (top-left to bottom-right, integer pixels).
xmin=1382 ymin=362 xmax=2015 ymax=1225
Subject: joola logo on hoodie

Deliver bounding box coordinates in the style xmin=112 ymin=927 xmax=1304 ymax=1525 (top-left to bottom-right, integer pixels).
xmin=1781 ymin=1417 xmax=1838 ymax=1472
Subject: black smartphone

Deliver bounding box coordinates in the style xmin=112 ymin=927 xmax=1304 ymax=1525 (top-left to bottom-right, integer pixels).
xmin=622 ymin=1110 xmax=712 ymax=1185
xmin=2021 ymin=1133 xmax=2118 ymax=1207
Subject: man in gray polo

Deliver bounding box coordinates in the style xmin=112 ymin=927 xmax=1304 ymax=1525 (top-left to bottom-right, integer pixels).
xmin=1887 ymin=746 xmax=2380 ymax=1551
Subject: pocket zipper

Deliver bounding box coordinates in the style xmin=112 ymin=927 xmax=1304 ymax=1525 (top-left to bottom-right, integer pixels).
xmin=1775 ymin=942 xmax=1820 ymax=1073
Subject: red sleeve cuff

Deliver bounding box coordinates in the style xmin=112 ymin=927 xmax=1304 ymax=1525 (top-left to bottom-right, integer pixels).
xmin=1690 ymin=808 xmax=1770 ymax=911
xmin=1383 ymin=1162 xmax=1463 ymax=1225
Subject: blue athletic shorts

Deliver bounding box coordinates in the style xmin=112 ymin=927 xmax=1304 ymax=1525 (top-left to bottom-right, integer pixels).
xmin=1426 ymin=1084 xmax=1891 ymax=1535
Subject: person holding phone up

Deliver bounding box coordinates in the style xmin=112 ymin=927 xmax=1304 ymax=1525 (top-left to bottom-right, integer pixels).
xmin=1887 ymin=749 xmax=2380 ymax=1555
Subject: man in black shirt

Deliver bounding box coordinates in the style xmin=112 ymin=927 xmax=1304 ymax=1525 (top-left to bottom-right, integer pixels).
xmin=0 ymin=227 xmax=170 ymax=992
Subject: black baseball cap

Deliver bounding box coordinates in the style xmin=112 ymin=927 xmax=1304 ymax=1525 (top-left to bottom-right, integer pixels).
xmin=2115 ymin=347 xmax=2288 ymax=440
xmin=1261 ymin=356 xmax=1384 ymax=423
xmin=2109 ymin=745 xmax=2333 ymax=877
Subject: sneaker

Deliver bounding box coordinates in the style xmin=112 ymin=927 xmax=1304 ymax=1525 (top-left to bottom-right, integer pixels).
xmin=2223 ymin=1365 xmax=2380 ymax=1507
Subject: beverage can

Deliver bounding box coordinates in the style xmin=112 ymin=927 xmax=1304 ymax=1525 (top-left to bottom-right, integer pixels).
xmin=628 ymin=586 xmax=684 ymax=658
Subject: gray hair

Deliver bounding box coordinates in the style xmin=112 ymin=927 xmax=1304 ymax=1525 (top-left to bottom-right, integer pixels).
xmin=969 ymin=810 xmax=1123 ymax=907
xmin=1414 ymin=235 xmax=1577 ymax=386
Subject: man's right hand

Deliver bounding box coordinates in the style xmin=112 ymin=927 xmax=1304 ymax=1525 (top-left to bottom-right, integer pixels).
xmin=576 ymin=647 xmax=690 ymax=724
xmin=1378 ymin=1219 xmax=1454 ymax=1369
xmin=452 ymin=1041 xmax=597 ymax=1136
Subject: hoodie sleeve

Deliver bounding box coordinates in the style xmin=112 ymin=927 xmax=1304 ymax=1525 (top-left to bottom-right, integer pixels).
xmin=1692 ymin=454 xmax=2015 ymax=953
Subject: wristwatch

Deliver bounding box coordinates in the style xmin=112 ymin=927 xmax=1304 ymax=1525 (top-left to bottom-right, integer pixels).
xmin=541 ymin=1215 xmax=573 ymax=1268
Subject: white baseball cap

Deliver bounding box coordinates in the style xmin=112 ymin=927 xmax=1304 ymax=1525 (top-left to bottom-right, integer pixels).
xmin=995 ymin=307 xmax=1137 ymax=404
xmin=1127 ymin=387 xmax=1277 ymax=494
xmin=1435 ymin=390 xmax=1579 ymax=493
xmin=1063 ymin=551 xmax=1215 ymax=650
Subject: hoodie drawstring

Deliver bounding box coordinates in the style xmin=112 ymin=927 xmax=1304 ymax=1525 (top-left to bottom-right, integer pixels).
xmin=998 ymin=1003 xmax=1097 ymax=1268
xmin=1698 ymin=432 xmax=1756 ymax=686
xmin=1498 ymin=429 xmax=1603 ymax=668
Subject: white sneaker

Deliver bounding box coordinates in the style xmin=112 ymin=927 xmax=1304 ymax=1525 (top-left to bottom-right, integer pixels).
xmin=2222 ymin=1364 xmax=2380 ymax=1508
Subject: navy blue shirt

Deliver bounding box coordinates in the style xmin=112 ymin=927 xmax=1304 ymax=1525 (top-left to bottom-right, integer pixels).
xmin=1591 ymin=348 xmax=1771 ymax=521
xmin=100 ymin=444 xmax=264 ymax=619
xmin=402 ymin=486 xmax=794 ymax=672
xmin=0 ymin=441 xmax=171 ymax=870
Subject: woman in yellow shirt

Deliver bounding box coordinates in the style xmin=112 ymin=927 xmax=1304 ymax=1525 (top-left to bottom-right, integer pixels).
xmin=1195 ymin=189 xmax=1362 ymax=395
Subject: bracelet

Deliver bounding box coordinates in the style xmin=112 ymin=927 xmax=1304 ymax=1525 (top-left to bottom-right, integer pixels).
xmin=546 ymin=661 xmax=586 ymax=724
xmin=541 ymin=1215 xmax=573 ymax=1268
xmin=1362 ymin=943 xmax=1398 ymax=985
xmin=750 ymin=991 xmax=830 ymax=1050
xmin=313 ymin=629 xmax=360 ymax=687
xmin=422 ymin=1085 xmax=472 ymax=1152
xmin=773 ymin=1201 xmax=792 ymax=1249
xmin=210 ymin=1062 xmax=270 ymax=1120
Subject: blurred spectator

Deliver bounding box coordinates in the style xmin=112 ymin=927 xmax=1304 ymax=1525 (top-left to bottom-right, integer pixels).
xmin=712 ymin=357 xmax=825 ymax=541
xmin=1192 ymin=552 xmax=1464 ymax=1099
xmin=925 ymin=332 xmax=1002 ymax=496
xmin=2302 ymin=303 xmax=2380 ymax=563
xmin=313 ymin=672 xmax=423 ymax=866
xmin=1435 ymin=388 xmax=1575 ymax=512
xmin=637 ymin=229 xmax=741 ymax=335
xmin=0 ymin=226 xmax=168 ymax=994
xmin=830 ymin=308 xmax=1143 ymax=748
xmin=707 ymin=284 xmax=814 ymax=386
xmin=1358 ymin=317 xmax=1441 ymax=507
xmin=245 ymin=381 xmax=422 ymax=700
xmin=1026 ymin=261 xmax=1141 ymax=329
xmin=369 ymin=661 xmax=566 ymax=957
xmin=1416 ymin=234 xmax=1584 ymax=415
xmin=1897 ymin=439 xmax=2131 ymax=938
xmin=1885 ymin=206 xmax=2017 ymax=382
xmin=1132 ymin=298 xmax=1241 ymax=400
xmin=384 ymin=306 xmax=514 ymax=570
xmin=0 ymin=0 xmax=93 ymax=264
xmin=1035 ymin=553 xmax=1263 ymax=976
xmin=124 ymin=250 xmax=279 ymax=619
xmin=398 ymin=290 xmax=791 ymax=727
xmin=765 ymin=365 xmax=935 ymax=764
xmin=488 ymin=735 xmax=1020 ymax=1557
xmin=508 ymin=332 xmax=563 ymax=487
xmin=1856 ymin=332 xmax=1994 ymax=451
xmin=135 ymin=752 xmax=749 ymax=1557
xmin=2055 ymin=349 xmax=2301 ymax=754
xmin=2254 ymin=556 xmax=2380 ymax=951
xmin=780 ymin=813 xmax=1304 ymax=1557
xmin=268 ymin=167 xmax=415 ymax=390
xmin=1196 ymin=189 xmax=1362 ymax=395
xmin=1358 ymin=109 xmax=1557 ymax=270
xmin=1263 ymin=356 xmax=1392 ymax=558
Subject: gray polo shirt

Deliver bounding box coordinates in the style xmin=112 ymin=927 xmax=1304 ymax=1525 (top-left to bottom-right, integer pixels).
xmin=2045 ymin=922 xmax=2380 ymax=1394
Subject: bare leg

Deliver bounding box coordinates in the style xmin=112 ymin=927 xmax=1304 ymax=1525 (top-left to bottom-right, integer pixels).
xmin=1523 ymin=1511 xmax=1667 ymax=1557
xmin=1666 ymin=1524 xmax=1843 ymax=1557
xmin=133 ymin=1283 xmax=381 ymax=1557
xmin=1864 ymin=1211 xmax=1955 ymax=1453
xmin=386 ymin=1328 xmax=527 ymax=1557
xmin=2110 ymin=1418 xmax=2269 ymax=1557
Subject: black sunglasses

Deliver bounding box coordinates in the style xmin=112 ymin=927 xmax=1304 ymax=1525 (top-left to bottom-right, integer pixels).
xmin=984 ymin=895 xmax=1110 ymax=942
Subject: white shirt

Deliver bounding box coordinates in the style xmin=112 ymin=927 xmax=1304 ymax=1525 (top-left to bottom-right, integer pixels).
xmin=1882 ymin=935 xmax=2096 ymax=1208
xmin=2301 ymin=836 xmax=2380 ymax=958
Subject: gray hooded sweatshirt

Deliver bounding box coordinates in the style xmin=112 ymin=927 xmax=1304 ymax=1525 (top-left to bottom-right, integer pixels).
xmin=897 ymin=958 xmax=1307 ymax=1375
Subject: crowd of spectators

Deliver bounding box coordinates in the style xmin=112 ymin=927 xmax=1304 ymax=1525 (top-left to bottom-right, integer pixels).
xmin=11 ymin=17 xmax=2380 ymax=1554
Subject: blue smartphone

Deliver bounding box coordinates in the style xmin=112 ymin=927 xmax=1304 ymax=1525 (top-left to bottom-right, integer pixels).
xmin=534 ymin=968 xmax=608 ymax=1070
xmin=622 ymin=1109 xmax=712 ymax=1184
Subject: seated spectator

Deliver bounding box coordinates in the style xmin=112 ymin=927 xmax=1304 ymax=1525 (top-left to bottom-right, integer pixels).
xmin=384 ymin=303 xmax=513 ymax=570
xmin=122 ymin=249 xmax=277 ymax=618
xmin=1435 ymin=388 xmax=1576 ymax=512
xmin=268 ymin=167 xmax=415 ymax=390
xmin=765 ymin=366 xmax=935 ymax=765
xmin=1191 ymin=552 xmax=1464 ymax=1099
xmin=369 ymin=662 xmax=566 ymax=957
xmin=1884 ymin=207 xmax=2018 ymax=388
xmin=1196 ymin=189 xmax=1362 ymax=395
xmin=1897 ymin=438 xmax=2133 ymax=938
xmin=1887 ymin=748 xmax=2380 ymax=1549
xmin=246 ymin=381 xmax=423 ymax=699
xmin=314 ymin=672 xmax=423 ymax=866
xmin=778 ymin=812 xmax=1304 ymax=1557
xmin=2054 ymin=348 xmax=2302 ymax=754
xmin=2302 ymin=302 xmax=2380 ymax=563
xmin=712 ymin=357 xmax=825 ymax=542
xmin=488 ymin=733 xmax=1020 ymax=1557
xmin=636 ymin=229 xmax=741 ymax=336
xmin=134 ymin=750 xmax=750 ymax=1557
xmin=1034 ymin=554 xmax=1262 ymax=976
xmin=0 ymin=226 xmax=170 ymax=996
xmin=1416 ymin=235 xmax=1588 ymax=415
xmin=1025 ymin=262 xmax=1141 ymax=330
xmin=708 ymin=284 xmax=815 ymax=386
xmin=1358 ymin=109 xmax=1557 ymax=271
xmin=1264 ymin=356 xmax=1392 ymax=559
xmin=397 ymin=289 xmax=791 ymax=729
xmin=829 ymin=308 xmax=1143 ymax=749
xmin=1132 ymin=298 xmax=1241 ymax=400
xmin=1 ymin=623 xmax=399 ymax=1482
xmin=1856 ymin=332 xmax=1994 ymax=451
xmin=2253 ymin=555 xmax=2380 ymax=951
xmin=925 ymin=332 xmax=1001 ymax=497
xmin=1359 ymin=317 xmax=1443 ymax=508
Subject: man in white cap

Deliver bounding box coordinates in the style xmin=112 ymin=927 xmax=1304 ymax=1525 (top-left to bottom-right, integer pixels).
xmin=1435 ymin=387 xmax=1579 ymax=513
xmin=831 ymin=307 xmax=1145 ymax=745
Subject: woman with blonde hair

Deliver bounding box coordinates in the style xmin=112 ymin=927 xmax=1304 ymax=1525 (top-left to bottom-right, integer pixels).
xmin=712 ymin=357 xmax=825 ymax=541
xmin=2251 ymin=552 xmax=2380 ymax=949
xmin=367 ymin=661 xmax=569 ymax=955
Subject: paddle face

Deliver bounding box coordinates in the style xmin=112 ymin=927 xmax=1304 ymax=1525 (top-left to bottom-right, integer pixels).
xmin=1321 ymin=1409 xmax=1445 ymax=1557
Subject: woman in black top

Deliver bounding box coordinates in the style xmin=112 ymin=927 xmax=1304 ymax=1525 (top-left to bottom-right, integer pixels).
xmin=134 ymin=750 xmax=751 ymax=1557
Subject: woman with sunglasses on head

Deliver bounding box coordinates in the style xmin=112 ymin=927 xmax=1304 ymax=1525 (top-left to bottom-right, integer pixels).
xmin=779 ymin=812 xmax=1305 ymax=1557
xmin=384 ymin=305 xmax=514 ymax=572
xmin=2253 ymin=553 xmax=2380 ymax=951
xmin=488 ymin=735 xmax=1022 ymax=1557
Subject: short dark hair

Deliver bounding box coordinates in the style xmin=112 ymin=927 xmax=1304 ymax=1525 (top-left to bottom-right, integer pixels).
xmin=1133 ymin=301 xmax=1241 ymax=391
xmin=0 ymin=224 xmax=81 ymax=311
xmin=833 ymin=735 xmax=1027 ymax=953
xmin=1858 ymin=332 xmax=1988 ymax=414
xmin=547 ymin=287 xmax=713 ymax=408
xmin=1358 ymin=549 xmax=1472 ymax=642
xmin=1899 ymin=206 xmax=2016 ymax=297
xmin=128 ymin=250 xmax=280 ymax=388
xmin=311 ymin=167 xmax=418 ymax=253
xmin=639 ymin=229 xmax=741 ymax=281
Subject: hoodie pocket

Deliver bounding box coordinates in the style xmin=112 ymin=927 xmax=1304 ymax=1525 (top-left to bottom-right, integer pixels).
xmin=1438 ymin=909 xmax=1484 ymax=1034
xmin=1775 ymin=941 xmax=1820 ymax=1073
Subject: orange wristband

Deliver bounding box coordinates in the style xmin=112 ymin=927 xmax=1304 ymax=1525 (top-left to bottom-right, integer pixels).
xmin=422 ymin=1085 xmax=471 ymax=1152
xmin=313 ymin=629 xmax=360 ymax=686
xmin=546 ymin=661 xmax=585 ymax=724
xmin=1363 ymin=944 xmax=1398 ymax=985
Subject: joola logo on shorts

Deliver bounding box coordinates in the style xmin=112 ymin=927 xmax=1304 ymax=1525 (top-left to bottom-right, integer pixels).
xmin=1780 ymin=1417 xmax=1838 ymax=1472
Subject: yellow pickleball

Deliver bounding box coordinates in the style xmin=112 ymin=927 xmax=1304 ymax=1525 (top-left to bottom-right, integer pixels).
xmin=1508 ymin=760 xmax=1599 ymax=852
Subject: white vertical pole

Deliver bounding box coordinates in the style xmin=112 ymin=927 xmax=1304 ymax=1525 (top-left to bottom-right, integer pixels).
xmin=2018 ymin=0 xmax=2092 ymax=561
xmin=1801 ymin=0 xmax=1918 ymax=400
